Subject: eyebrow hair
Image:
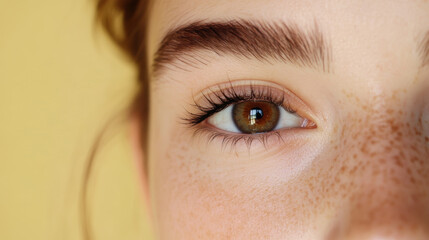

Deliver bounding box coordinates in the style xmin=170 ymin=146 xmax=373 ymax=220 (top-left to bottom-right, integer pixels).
xmin=419 ymin=31 xmax=429 ymax=68
xmin=152 ymin=20 xmax=332 ymax=75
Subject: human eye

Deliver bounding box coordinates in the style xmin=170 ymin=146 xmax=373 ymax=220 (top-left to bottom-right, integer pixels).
xmin=208 ymin=101 xmax=310 ymax=134
xmin=183 ymin=80 xmax=316 ymax=149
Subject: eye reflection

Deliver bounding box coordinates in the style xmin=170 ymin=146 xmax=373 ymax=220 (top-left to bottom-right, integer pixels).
xmin=249 ymin=108 xmax=263 ymax=124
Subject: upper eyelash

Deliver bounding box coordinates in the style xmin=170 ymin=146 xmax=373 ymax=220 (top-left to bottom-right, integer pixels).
xmin=182 ymin=84 xmax=296 ymax=126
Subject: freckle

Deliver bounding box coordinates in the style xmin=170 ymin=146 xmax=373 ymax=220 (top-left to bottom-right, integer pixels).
xmin=308 ymin=182 xmax=315 ymax=192
xmin=373 ymin=168 xmax=380 ymax=176
xmin=394 ymin=158 xmax=403 ymax=167
xmin=425 ymin=136 xmax=429 ymax=142
xmin=399 ymin=151 xmax=406 ymax=159
xmin=334 ymin=175 xmax=340 ymax=183
xmin=349 ymin=165 xmax=358 ymax=175
xmin=391 ymin=125 xmax=399 ymax=132
xmin=340 ymin=127 xmax=347 ymax=139
xmin=392 ymin=176 xmax=400 ymax=184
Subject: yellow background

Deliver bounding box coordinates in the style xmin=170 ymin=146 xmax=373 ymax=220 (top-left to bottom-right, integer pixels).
xmin=0 ymin=0 xmax=153 ymax=239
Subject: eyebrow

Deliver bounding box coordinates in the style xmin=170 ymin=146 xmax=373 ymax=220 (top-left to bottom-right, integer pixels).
xmin=152 ymin=20 xmax=332 ymax=75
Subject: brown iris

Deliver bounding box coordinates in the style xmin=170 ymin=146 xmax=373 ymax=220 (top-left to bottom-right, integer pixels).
xmin=232 ymin=101 xmax=280 ymax=134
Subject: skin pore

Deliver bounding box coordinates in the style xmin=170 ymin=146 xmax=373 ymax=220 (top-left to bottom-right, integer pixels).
xmin=135 ymin=0 xmax=429 ymax=239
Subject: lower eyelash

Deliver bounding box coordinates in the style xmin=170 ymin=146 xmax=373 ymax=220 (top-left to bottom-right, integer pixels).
xmin=191 ymin=126 xmax=286 ymax=151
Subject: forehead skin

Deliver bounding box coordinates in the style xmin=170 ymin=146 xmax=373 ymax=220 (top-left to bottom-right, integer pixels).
xmin=145 ymin=0 xmax=429 ymax=239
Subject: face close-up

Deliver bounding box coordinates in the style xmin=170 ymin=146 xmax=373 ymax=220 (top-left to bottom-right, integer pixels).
xmin=140 ymin=0 xmax=429 ymax=239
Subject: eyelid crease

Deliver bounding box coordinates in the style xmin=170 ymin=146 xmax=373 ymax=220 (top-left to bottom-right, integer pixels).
xmin=192 ymin=80 xmax=289 ymax=104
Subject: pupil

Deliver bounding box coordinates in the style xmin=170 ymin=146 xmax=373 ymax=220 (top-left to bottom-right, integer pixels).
xmin=249 ymin=107 xmax=263 ymax=125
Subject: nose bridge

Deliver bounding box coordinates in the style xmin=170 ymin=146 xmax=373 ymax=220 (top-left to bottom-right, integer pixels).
xmin=325 ymin=96 xmax=429 ymax=239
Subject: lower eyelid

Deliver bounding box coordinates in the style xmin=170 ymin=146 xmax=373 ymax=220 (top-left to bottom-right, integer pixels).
xmin=190 ymin=125 xmax=311 ymax=154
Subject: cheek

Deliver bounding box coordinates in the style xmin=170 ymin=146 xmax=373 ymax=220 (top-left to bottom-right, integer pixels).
xmin=315 ymin=91 xmax=429 ymax=235
xmin=150 ymin=130 xmax=327 ymax=239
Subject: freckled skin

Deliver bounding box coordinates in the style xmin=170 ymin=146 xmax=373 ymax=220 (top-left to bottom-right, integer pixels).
xmin=321 ymin=90 xmax=429 ymax=239
xmin=143 ymin=0 xmax=429 ymax=239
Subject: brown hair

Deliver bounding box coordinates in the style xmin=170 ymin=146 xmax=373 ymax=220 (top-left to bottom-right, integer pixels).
xmin=96 ymin=0 xmax=150 ymax=122
xmin=82 ymin=1 xmax=151 ymax=239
